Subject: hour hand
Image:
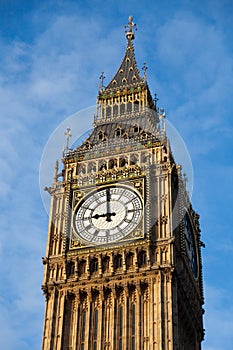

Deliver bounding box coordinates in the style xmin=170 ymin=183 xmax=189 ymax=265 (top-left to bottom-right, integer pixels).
xmin=92 ymin=212 xmax=116 ymax=221
xmin=92 ymin=213 xmax=106 ymax=219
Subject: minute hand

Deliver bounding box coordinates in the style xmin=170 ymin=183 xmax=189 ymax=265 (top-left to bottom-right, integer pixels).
xmin=106 ymin=188 xmax=112 ymax=222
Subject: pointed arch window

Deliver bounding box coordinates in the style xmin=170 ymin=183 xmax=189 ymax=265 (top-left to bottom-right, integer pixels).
xmin=115 ymin=127 xmax=122 ymax=137
xmin=127 ymin=103 xmax=132 ymax=113
xmin=133 ymin=125 xmax=139 ymax=133
xmin=113 ymin=105 xmax=118 ymax=116
xmin=120 ymin=103 xmax=125 ymax=115
xmin=108 ymin=158 xmax=117 ymax=170
xmin=106 ymin=106 xmax=111 ymax=117
xmin=98 ymin=130 xmax=104 ymax=141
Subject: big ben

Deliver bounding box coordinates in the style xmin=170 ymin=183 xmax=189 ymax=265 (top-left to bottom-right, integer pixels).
xmin=41 ymin=16 xmax=204 ymax=350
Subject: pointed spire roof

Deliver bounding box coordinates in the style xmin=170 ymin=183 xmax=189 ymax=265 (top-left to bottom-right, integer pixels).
xmin=96 ymin=16 xmax=158 ymax=126
xmin=103 ymin=16 xmax=145 ymax=92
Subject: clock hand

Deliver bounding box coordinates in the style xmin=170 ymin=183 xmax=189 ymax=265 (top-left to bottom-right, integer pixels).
xmin=92 ymin=212 xmax=116 ymax=220
xmin=106 ymin=188 xmax=112 ymax=222
xmin=92 ymin=213 xmax=106 ymax=219
xmin=106 ymin=212 xmax=116 ymax=222
xmin=106 ymin=187 xmax=111 ymax=211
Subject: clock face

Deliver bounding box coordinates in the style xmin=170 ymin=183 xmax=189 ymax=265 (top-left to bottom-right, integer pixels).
xmin=73 ymin=185 xmax=143 ymax=244
xmin=183 ymin=213 xmax=198 ymax=278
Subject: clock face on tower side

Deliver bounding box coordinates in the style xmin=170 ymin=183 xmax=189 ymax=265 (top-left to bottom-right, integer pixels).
xmin=73 ymin=185 xmax=143 ymax=245
xmin=183 ymin=212 xmax=198 ymax=278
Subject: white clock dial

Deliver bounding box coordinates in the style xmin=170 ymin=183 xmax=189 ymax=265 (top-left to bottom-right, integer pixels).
xmin=73 ymin=186 xmax=143 ymax=244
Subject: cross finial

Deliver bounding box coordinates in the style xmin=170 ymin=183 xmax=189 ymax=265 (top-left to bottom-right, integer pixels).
xmin=99 ymin=71 xmax=105 ymax=91
xmin=65 ymin=127 xmax=72 ymax=151
xmin=142 ymin=62 xmax=147 ymax=81
xmin=125 ymin=16 xmax=137 ymax=40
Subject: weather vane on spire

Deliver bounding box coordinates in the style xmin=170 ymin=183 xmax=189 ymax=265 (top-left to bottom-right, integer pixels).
xmin=125 ymin=16 xmax=137 ymax=40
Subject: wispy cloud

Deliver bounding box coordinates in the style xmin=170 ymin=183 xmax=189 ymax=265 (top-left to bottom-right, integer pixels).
xmin=154 ymin=12 xmax=233 ymax=156
xmin=0 ymin=2 xmax=232 ymax=349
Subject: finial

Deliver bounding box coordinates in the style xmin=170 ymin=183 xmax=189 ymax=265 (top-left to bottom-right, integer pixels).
xmin=159 ymin=108 xmax=166 ymax=135
xmin=53 ymin=160 xmax=59 ymax=183
xmin=125 ymin=16 xmax=137 ymax=40
xmin=142 ymin=62 xmax=147 ymax=81
xmin=65 ymin=127 xmax=72 ymax=152
xmin=154 ymin=93 xmax=159 ymax=107
xmin=99 ymin=71 xmax=105 ymax=91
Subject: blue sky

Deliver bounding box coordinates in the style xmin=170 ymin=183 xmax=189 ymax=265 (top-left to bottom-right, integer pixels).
xmin=0 ymin=0 xmax=233 ymax=349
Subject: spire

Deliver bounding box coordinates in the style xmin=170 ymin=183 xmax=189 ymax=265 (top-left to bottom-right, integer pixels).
xmin=95 ymin=16 xmax=158 ymax=125
xmin=102 ymin=16 xmax=144 ymax=92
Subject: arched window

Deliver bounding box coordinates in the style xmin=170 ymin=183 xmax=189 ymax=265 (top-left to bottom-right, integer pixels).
xmin=90 ymin=258 xmax=99 ymax=274
xmin=133 ymin=125 xmax=139 ymax=133
xmin=120 ymin=104 xmax=125 ymax=115
xmin=138 ymin=250 xmax=147 ymax=267
xmin=134 ymin=101 xmax=139 ymax=112
xmin=127 ymin=103 xmax=132 ymax=113
xmin=99 ymin=161 xmax=107 ymax=171
xmin=115 ymin=254 xmax=122 ymax=269
xmin=98 ymin=130 xmax=104 ymax=141
xmin=102 ymin=256 xmax=110 ymax=273
xmin=113 ymin=105 xmax=118 ymax=116
xmin=119 ymin=158 xmax=126 ymax=167
xmin=130 ymin=154 xmax=138 ymax=166
xmin=78 ymin=260 xmax=86 ymax=276
xmin=108 ymin=158 xmax=117 ymax=169
xmin=106 ymin=106 xmax=111 ymax=117
xmin=67 ymin=261 xmax=75 ymax=277
xmin=126 ymin=252 xmax=134 ymax=269
xmin=115 ymin=127 xmax=122 ymax=137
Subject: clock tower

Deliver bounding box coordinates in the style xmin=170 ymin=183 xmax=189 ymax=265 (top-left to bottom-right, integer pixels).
xmin=41 ymin=17 xmax=204 ymax=350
